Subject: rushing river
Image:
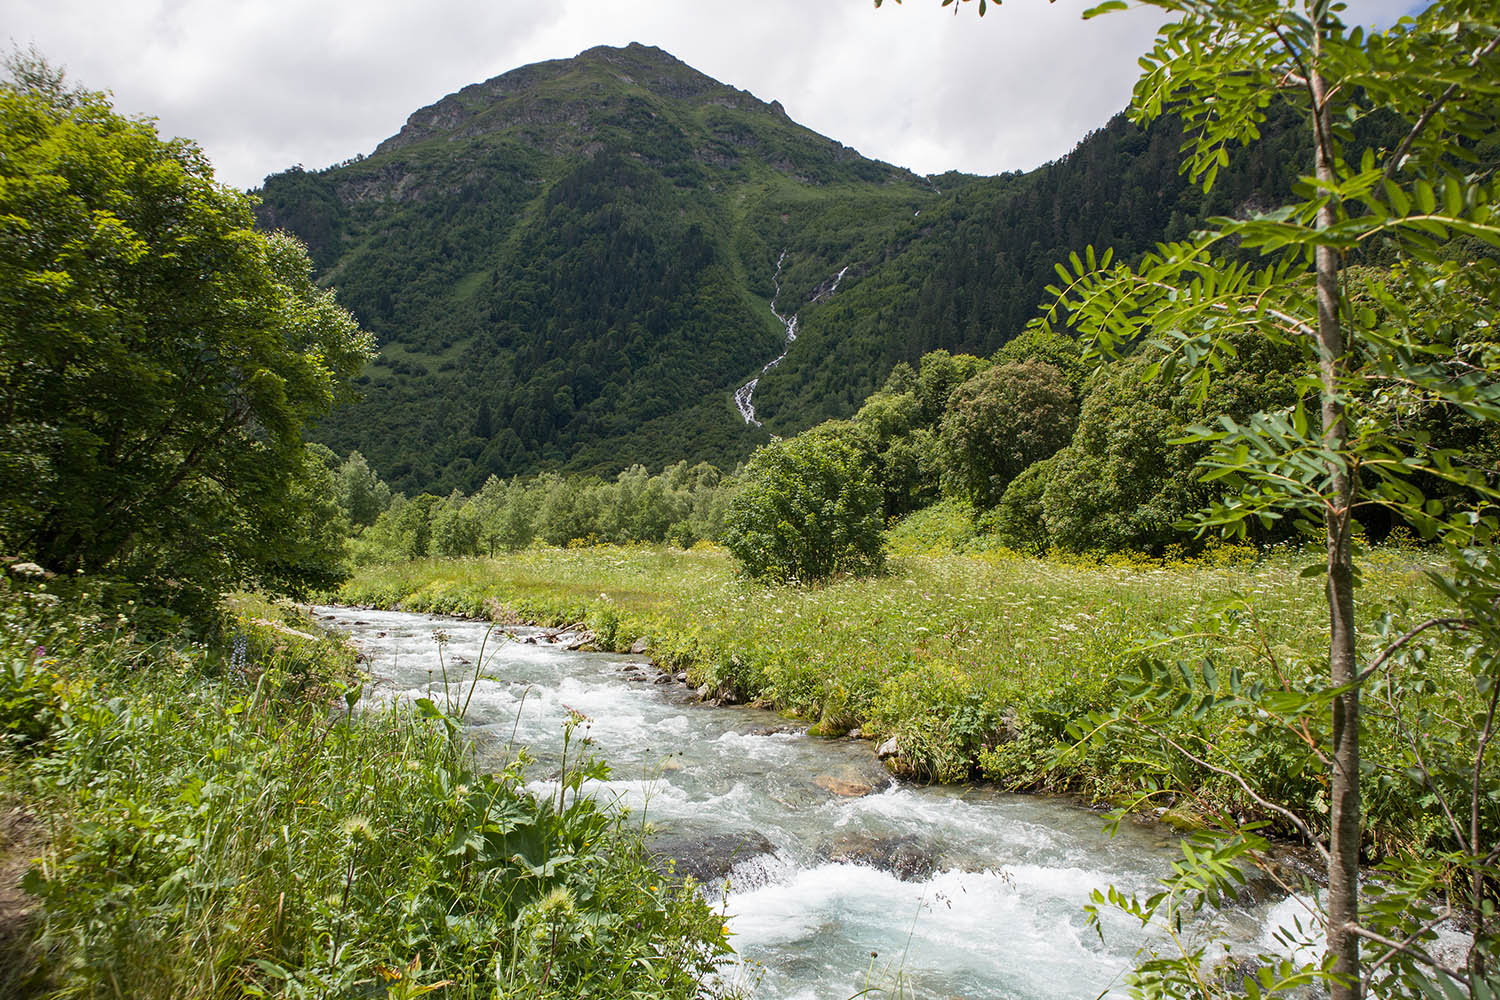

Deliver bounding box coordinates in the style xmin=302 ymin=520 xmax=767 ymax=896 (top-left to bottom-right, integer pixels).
xmin=317 ymin=606 xmax=1310 ymax=1000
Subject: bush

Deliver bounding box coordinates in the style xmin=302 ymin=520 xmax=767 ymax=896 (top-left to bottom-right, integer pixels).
xmin=869 ymin=661 xmax=1001 ymax=782
xmin=722 ymin=425 xmax=885 ymax=584
xmin=989 ymin=454 xmax=1060 ymax=554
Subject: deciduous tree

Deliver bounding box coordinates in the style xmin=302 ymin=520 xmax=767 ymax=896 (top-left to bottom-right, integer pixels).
xmin=0 ymin=55 xmax=373 ymax=611
xmin=884 ymin=0 xmax=1500 ymax=995
xmin=723 ymin=424 xmax=885 ymax=583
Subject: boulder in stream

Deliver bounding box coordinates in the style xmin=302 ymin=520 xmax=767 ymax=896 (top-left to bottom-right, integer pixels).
xmin=629 ymin=637 xmax=650 ymax=654
xmin=821 ymin=833 xmax=935 ymax=882
xmin=813 ymin=774 xmax=875 ymax=798
xmin=647 ymin=828 xmax=775 ymax=883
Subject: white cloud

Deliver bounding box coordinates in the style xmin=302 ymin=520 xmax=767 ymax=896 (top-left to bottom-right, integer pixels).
xmin=6 ymin=0 xmax=1428 ymax=189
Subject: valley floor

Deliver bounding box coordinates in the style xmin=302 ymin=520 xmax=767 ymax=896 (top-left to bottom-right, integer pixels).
xmin=337 ymin=542 xmax=1450 ymax=838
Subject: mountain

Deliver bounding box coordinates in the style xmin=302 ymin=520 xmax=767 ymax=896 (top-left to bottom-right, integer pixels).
xmin=256 ymin=43 xmax=1308 ymax=495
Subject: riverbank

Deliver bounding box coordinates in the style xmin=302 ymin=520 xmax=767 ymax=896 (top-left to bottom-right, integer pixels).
xmin=336 ymin=543 xmax=1453 ymax=847
xmin=0 ymin=578 xmax=729 ymax=999
xmin=322 ymin=602 xmax=1237 ymax=999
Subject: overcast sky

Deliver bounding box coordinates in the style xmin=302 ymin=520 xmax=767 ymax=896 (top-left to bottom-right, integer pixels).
xmin=10 ymin=0 xmax=1422 ymax=191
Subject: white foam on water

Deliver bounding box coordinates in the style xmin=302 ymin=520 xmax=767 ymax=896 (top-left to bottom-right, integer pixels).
xmin=823 ymin=786 xmax=1068 ymax=856
xmin=522 ymin=776 xmax=756 ymax=824
xmin=715 ymin=729 xmax=798 ymax=753
xmin=650 ymin=713 xmax=691 ymax=736
xmin=1258 ymin=893 xmax=1324 ymax=966
xmin=723 ymin=862 xmax=1136 ymax=999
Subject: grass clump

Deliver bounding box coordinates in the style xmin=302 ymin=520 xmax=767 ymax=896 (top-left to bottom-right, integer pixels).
xmin=0 ymin=574 xmax=730 ymax=999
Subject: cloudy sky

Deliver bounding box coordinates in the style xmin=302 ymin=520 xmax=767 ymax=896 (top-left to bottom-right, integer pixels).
xmin=11 ymin=0 xmax=1421 ymax=190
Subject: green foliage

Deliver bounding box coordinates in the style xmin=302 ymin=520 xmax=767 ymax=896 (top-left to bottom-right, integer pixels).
xmin=884 ymin=497 xmax=983 ymax=556
xmin=1021 ymin=0 xmax=1500 ymax=993
xmin=869 ymin=660 xmax=1001 ymax=782
xmin=723 ymin=425 xmax=885 ymax=584
xmin=914 ymin=350 xmax=990 ymax=428
xmin=349 ymin=463 xmax=735 ymax=564
xmin=993 ymin=326 xmax=1090 ymax=391
xmin=333 ymin=449 xmax=393 ymax=527
xmin=990 ymin=453 xmax=1060 ymax=555
xmin=0 ymin=59 xmax=373 ymax=614
xmin=749 ymin=100 xmax=1347 ymax=433
xmin=1042 ymin=354 xmax=1209 ymax=554
xmin=939 ymin=359 xmax=1077 ymax=508
xmin=850 ymin=390 xmax=944 ymax=518
xmin=431 ymin=489 xmax=482 ymax=558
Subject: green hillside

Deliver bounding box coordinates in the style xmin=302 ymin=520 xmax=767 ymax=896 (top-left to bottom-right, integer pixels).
xmin=257 ymin=43 xmax=939 ymax=494
xmin=256 ymin=43 xmax=1313 ymax=494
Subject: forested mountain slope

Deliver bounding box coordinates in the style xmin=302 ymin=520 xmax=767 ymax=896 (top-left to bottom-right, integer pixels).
xmin=256 ymin=43 xmax=1311 ymax=494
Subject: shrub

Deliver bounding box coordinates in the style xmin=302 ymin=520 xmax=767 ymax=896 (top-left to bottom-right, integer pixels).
xmin=988 ymin=453 xmax=1060 ymax=554
xmin=722 ymin=425 xmax=885 ymax=584
xmin=869 ymin=661 xmax=1001 ymax=782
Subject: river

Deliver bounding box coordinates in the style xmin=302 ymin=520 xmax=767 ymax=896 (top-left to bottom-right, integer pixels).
xmin=316 ymin=606 xmax=1311 ymax=1000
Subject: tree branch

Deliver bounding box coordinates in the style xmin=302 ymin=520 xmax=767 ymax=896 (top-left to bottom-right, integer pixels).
xmin=1141 ymin=722 xmax=1331 ymax=865
xmin=1384 ymin=31 xmax=1500 ymax=181
xmin=1348 ymin=923 xmax=1470 ymax=986
xmin=1360 ymin=909 xmax=1459 ymax=979
xmin=1354 ymin=617 xmax=1476 ymax=685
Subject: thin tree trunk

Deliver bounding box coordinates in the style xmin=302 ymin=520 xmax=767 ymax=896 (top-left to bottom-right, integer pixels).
xmin=1311 ymin=52 xmax=1363 ymax=1000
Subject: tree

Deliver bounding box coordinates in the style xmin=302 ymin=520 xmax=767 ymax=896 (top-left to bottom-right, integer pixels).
xmin=886 ymin=0 xmax=1500 ymax=996
xmin=939 ymin=359 xmax=1077 ymax=508
xmin=913 ymin=350 xmax=989 ymax=427
xmin=1040 ymin=352 xmax=1206 ymax=553
xmin=723 ymin=424 xmax=885 ymax=584
xmin=989 ymin=452 xmax=1059 ymax=554
xmin=0 ymin=55 xmax=373 ymax=611
xmin=1031 ymin=2 xmax=1500 ymax=997
xmin=852 ymin=389 xmax=943 ymax=517
xmin=334 ymin=450 xmax=393 ymax=528
xmin=431 ymin=489 xmax=481 ymax=557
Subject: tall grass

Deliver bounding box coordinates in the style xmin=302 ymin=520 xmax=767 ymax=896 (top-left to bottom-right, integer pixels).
xmin=1 ymin=582 xmax=730 ymax=999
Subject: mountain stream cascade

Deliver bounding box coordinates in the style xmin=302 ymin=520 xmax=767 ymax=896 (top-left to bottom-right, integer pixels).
xmin=735 ymin=254 xmax=850 ymax=428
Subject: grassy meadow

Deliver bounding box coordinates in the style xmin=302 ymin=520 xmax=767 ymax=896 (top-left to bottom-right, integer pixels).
xmin=336 ymin=534 xmax=1460 ymax=848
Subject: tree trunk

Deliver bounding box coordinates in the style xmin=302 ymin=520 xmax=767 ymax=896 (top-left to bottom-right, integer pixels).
xmin=1311 ymin=53 xmax=1363 ymax=1000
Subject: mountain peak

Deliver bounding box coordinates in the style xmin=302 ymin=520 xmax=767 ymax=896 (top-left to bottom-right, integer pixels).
xmin=375 ymin=43 xmax=761 ymax=156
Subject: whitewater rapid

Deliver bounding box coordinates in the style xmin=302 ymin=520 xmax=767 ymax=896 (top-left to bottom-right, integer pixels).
xmin=320 ymin=606 xmax=1322 ymax=1000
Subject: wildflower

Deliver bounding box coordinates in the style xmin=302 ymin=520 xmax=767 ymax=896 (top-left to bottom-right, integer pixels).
xmin=342 ymin=814 xmax=375 ymax=842
xmin=9 ymin=562 xmax=46 ymax=578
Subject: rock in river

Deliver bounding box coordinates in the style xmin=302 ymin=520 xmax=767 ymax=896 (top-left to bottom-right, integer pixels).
xmin=822 ymin=833 xmax=934 ymax=882
xmin=648 ymin=828 xmax=775 ymax=883
xmin=813 ymin=774 xmax=874 ymax=797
